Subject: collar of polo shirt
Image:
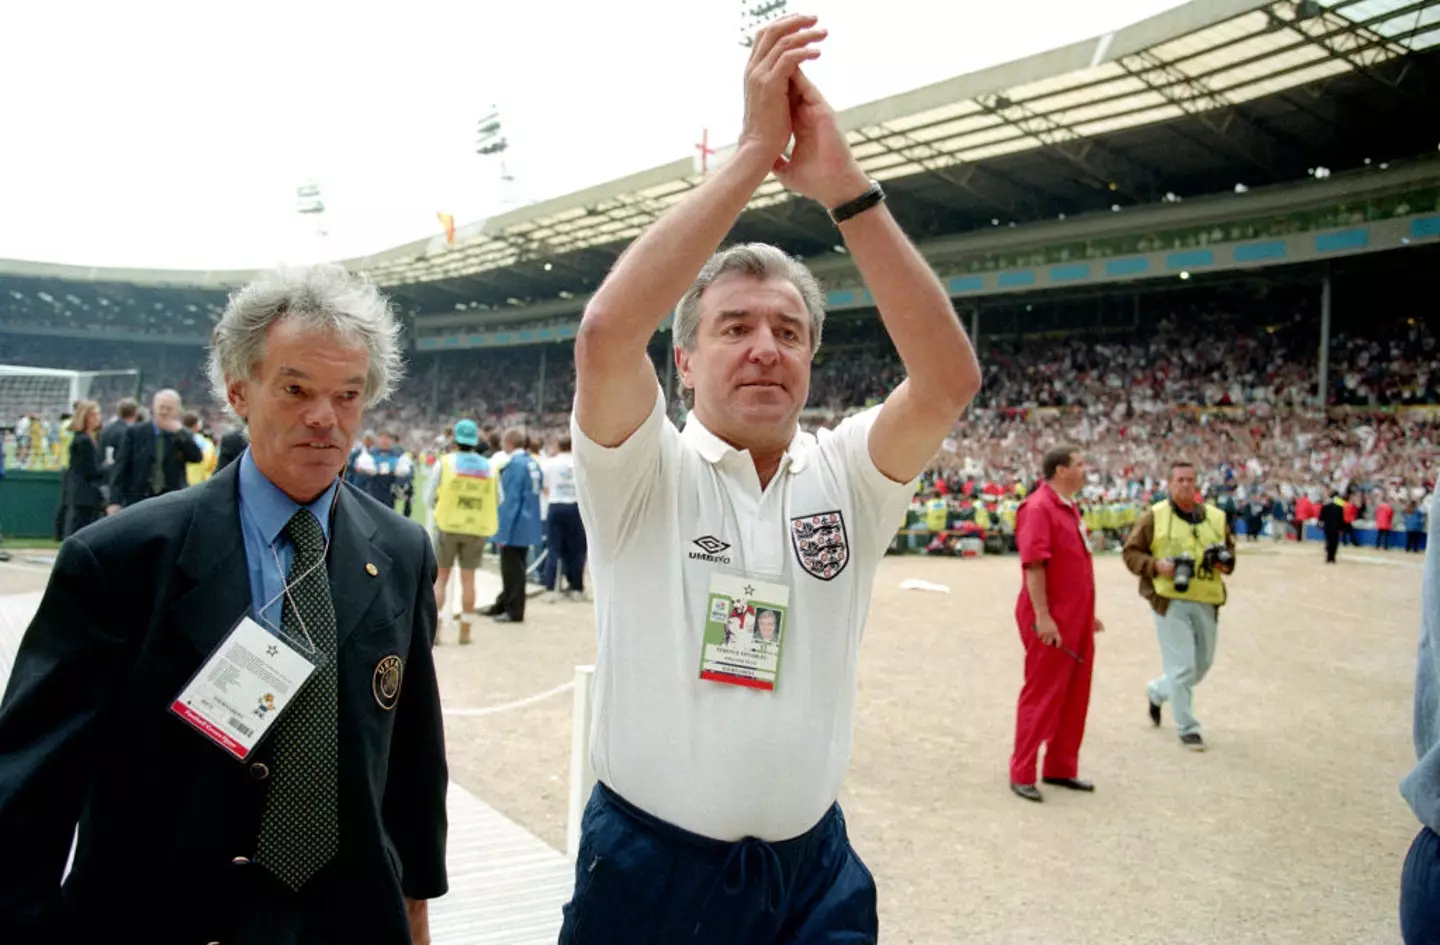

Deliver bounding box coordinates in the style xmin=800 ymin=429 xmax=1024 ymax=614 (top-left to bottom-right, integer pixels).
xmin=680 ymin=412 xmax=812 ymax=475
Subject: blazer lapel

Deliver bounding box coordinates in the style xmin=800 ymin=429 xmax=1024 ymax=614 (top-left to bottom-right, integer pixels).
xmin=169 ymin=461 xmax=252 ymax=656
xmin=329 ymin=485 xmax=392 ymax=650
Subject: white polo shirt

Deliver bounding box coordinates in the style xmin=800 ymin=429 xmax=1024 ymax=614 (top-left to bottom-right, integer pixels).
xmin=572 ymin=386 xmax=914 ymax=841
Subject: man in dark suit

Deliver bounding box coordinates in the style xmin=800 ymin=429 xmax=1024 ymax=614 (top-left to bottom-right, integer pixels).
xmin=106 ymin=388 xmax=204 ymax=513
xmin=216 ymin=425 xmax=249 ymax=472
xmin=1320 ymin=492 xmax=1346 ymax=564
xmin=98 ymin=396 xmax=139 ymax=498
xmin=0 ymin=264 xmax=448 ymax=944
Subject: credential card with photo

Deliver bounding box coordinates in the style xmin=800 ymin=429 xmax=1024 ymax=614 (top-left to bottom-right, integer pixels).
xmin=698 ymin=573 xmax=789 ymax=692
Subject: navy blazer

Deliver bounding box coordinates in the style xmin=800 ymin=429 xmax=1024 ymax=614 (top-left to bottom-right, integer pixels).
xmin=0 ymin=460 xmax=448 ymax=944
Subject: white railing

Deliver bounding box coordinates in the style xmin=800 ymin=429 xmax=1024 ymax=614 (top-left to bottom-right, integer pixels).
xmin=565 ymin=664 xmax=595 ymax=860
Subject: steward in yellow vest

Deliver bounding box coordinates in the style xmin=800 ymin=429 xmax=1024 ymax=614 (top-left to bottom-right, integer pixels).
xmin=57 ymin=424 xmax=74 ymax=469
xmin=925 ymin=497 xmax=948 ymax=534
xmin=1000 ymin=499 xmax=1019 ymax=532
xmin=183 ymin=413 xmax=217 ymax=486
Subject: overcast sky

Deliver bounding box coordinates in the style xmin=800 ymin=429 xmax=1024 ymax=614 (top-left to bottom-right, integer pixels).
xmin=0 ymin=0 xmax=1187 ymax=271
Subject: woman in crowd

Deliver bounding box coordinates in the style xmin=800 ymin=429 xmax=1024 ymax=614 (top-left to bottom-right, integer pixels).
xmin=63 ymin=400 xmax=106 ymax=538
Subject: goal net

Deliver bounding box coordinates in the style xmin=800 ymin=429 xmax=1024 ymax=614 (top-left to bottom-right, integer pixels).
xmin=0 ymin=365 xmax=141 ymax=469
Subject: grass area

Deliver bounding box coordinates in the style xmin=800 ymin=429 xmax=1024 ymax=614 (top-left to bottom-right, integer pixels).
xmin=379 ymin=466 xmax=432 ymax=530
xmin=0 ymin=468 xmax=436 ymax=550
xmin=409 ymin=467 xmax=431 ymax=527
xmin=0 ymin=538 xmax=61 ymax=550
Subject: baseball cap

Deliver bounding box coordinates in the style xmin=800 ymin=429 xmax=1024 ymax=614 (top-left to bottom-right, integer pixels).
xmin=453 ymin=419 xmax=480 ymax=447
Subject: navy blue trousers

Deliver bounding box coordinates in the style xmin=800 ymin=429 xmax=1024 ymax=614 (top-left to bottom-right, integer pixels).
xmin=542 ymin=503 xmax=587 ymax=592
xmin=560 ymin=783 xmax=878 ymax=944
xmin=1403 ymin=827 xmax=1440 ymax=944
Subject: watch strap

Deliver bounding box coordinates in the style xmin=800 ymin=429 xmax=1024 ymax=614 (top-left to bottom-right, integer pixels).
xmin=828 ymin=181 xmax=886 ymax=225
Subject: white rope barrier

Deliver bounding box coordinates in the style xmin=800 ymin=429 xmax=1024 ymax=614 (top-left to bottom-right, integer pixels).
xmin=442 ymin=679 xmax=577 ymax=718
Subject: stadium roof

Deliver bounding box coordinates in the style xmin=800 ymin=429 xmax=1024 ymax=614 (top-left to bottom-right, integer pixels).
xmin=1 ymin=0 xmax=1437 ymax=313
xmin=363 ymin=0 xmax=1436 ymax=285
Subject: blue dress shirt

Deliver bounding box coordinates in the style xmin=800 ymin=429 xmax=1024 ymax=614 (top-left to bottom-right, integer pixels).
xmin=237 ymin=449 xmax=339 ymax=633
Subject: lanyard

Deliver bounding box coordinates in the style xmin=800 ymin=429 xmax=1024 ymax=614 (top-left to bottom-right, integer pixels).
xmin=256 ymin=495 xmax=340 ymax=656
xmin=1163 ymin=503 xmax=1209 ymax=547
xmin=259 ymin=538 xmax=331 ymax=656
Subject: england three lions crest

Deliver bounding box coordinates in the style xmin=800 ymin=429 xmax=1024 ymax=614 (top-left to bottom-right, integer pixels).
xmin=790 ymin=510 xmax=850 ymax=581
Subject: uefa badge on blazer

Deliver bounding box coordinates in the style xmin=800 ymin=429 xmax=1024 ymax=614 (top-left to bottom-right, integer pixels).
xmin=789 ymin=510 xmax=850 ymax=581
xmin=373 ymin=655 xmax=404 ymax=711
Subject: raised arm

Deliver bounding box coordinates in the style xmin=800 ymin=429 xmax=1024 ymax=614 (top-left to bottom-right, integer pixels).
xmin=778 ymin=71 xmax=982 ymax=483
xmin=573 ymin=15 xmax=826 ymax=448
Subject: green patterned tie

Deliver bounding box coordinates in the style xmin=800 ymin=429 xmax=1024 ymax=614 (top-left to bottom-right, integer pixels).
xmin=256 ymin=508 xmax=338 ymax=891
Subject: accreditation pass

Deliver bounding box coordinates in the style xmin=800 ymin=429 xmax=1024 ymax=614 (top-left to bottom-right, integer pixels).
xmin=698 ymin=574 xmax=790 ymax=692
xmin=169 ymin=616 xmax=319 ymax=761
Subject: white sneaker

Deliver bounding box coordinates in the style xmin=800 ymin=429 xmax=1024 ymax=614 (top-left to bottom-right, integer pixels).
xmin=544 ymin=590 xmax=560 ymax=604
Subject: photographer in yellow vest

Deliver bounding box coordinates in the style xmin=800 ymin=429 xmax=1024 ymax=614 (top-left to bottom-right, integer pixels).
xmin=423 ymin=418 xmax=498 ymax=645
xmin=1122 ymin=460 xmax=1236 ymax=751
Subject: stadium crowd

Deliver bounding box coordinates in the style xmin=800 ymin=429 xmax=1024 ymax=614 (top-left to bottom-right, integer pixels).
xmin=2 ymin=310 xmax=1436 ymax=516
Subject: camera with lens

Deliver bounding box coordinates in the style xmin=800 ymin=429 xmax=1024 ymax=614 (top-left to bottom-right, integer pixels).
xmin=1171 ymin=553 xmax=1197 ymax=592
xmin=1200 ymin=543 xmax=1233 ymax=576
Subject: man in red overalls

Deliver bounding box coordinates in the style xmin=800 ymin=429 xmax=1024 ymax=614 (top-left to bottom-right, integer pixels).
xmin=1010 ymin=445 xmax=1104 ymax=802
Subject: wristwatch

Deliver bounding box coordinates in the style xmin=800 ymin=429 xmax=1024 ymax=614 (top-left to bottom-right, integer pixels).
xmin=828 ymin=180 xmax=886 ymax=225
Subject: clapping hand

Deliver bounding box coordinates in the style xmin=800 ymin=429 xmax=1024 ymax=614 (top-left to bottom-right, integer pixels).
xmin=739 ymin=16 xmax=869 ymax=209
xmin=740 ymin=15 xmax=825 ymax=166
xmin=775 ymin=65 xmax=870 ymax=209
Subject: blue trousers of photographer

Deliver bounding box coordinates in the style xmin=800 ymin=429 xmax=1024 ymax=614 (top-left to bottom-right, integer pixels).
xmin=560 ymin=782 xmax=877 ymax=944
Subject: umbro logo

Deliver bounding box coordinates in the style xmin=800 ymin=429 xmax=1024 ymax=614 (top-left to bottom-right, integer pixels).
xmin=693 ymin=536 xmax=730 ymax=555
xmin=689 ymin=535 xmax=732 ymax=565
